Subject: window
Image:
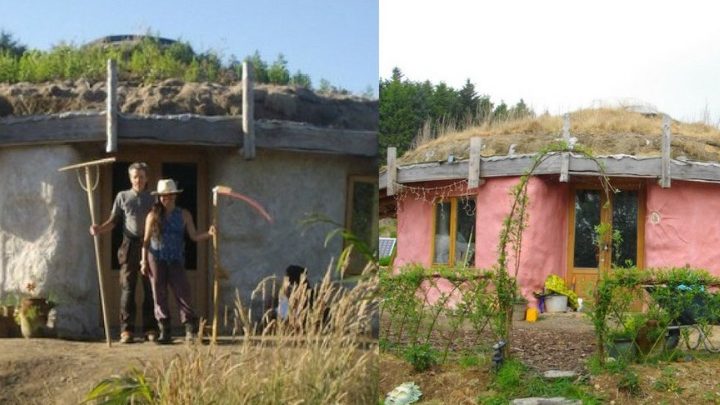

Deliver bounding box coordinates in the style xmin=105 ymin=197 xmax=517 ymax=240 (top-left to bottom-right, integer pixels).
xmin=345 ymin=176 xmax=378 ymax=274
xmin=432 ymin=196 xmax=476 ymax=266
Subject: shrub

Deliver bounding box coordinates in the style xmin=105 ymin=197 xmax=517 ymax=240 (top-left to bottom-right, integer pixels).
xmin=403 ymin=343 xmax=438 ymax=372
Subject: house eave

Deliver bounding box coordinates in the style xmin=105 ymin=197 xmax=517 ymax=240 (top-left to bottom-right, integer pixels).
xmin=0 ymin=113 xmax=377 ymax=157
xmin=379 ymin=153 xmax=720 ymax=190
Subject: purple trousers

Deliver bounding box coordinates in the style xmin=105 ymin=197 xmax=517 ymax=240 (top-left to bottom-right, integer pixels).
xmin=147 ymin=253 xmax=196 ymax=325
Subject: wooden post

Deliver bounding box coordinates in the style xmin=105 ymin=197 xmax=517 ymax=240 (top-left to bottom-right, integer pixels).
xmin=242 ymin=61 xmax=256 ymax=160
xmin=468 ymin=137 xmax=484 ymax=188
xmin=387 ymin=147 xmax=397 ymax=196
xmin=560 ymin=113 xmax=570 ymax=182
xmin=660 ymin=114 xmax=672 ymax=188
xmin=105 ymin=59 xmax=117 ymax=153
xmin=211 ymin=187 xmax=221 ymax=344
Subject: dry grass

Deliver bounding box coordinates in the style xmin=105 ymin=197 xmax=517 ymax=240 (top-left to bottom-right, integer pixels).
xmin=85 ymin=263 xmax=379 ymax=405
xmin=401 ymin=108 xmax=720 ymax=164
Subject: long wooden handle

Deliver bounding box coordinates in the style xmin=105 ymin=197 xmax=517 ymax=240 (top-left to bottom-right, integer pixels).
xmin=211 ymin=195 xmax=220 ymax=345
xmin=86 ymin=167 xmax=112 ymax=347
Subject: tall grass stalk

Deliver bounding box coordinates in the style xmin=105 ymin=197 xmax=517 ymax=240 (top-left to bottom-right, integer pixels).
xmin=85 ymin=261 xmax=378 ymax=405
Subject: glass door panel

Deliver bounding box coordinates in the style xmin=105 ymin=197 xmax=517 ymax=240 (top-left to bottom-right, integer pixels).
xmin=573 ymin=190 xmax=601 ymax=268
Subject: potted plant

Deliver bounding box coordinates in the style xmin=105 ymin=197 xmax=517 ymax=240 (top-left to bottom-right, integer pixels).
xmin=0 ymin=297 xmax=21 ymax=338
xmin=606 ymin=328 xmax=636 ymax=360
xmin=605 ymin=314 xmax=644 ymax=360
xmin=512 ymin=295 xmax=528 ymax=321
xmin=13 ymin=282 xmax=53 ymax=338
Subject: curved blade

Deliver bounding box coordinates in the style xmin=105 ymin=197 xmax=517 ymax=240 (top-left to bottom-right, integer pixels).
xmin=217 ymin=189 xmax=273 ymax=223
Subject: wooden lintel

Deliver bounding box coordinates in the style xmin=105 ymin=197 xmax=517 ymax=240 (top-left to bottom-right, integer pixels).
xmin=378 ymin=153 xmax=720 ymax=191
xmin=254 ymin=120 xmax=377 ymax=157
xmin=0 ymin=113 xmax=105 ymax=146
xmin=118 ymin=115 xmax=241 ymax=146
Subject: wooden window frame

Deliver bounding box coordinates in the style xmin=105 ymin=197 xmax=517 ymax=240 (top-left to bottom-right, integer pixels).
xmin=344 ymin=175 xmax=378 ymax=274
xmin=430 ymin=196 xmax=475 ymax=267
xmin=566 ymin=179 xmax=646 ymax=277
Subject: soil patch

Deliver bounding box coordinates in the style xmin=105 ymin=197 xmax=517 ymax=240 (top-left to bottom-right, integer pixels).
xmin=0 ymin=338 xmax=222 ymax=404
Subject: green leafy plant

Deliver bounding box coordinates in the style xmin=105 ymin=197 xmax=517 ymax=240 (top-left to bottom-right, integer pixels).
xmin=617 ymin=369 xmax=641 ymax=396
xmin=652 ymin=366 xmax=684 ymax=394
xmin=589 ymin=266 xmax=720 ymax=365
xmin=494 ymin=141 xmax=613 ymax=357
xmin=402 ymin=343 xmax=438 ymax=372
xmin=82 ymin=368 xmax=154 ymax=404
xmin=478 ymin=358 xmax=602 ymax=404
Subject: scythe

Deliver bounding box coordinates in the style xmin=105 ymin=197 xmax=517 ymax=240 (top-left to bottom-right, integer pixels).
xmin=210 ymin=185 xmax=272 ymax=344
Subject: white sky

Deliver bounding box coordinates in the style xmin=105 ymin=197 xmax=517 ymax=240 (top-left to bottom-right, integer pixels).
xmin=380 ymin=0 xmax=720 ymax=124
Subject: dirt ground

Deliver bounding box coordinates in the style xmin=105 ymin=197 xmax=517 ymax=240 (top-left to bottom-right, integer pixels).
xmin=0 ymin=337 xmax=230 ymax=405
xmin=511 ymin=312 xmax=596 ymax=372
xmin=380 ymin=312 xmax=720 ymax=404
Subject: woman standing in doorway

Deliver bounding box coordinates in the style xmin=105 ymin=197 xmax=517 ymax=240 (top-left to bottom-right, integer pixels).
xmin=140 ymin=179 xmax=215 ymax=344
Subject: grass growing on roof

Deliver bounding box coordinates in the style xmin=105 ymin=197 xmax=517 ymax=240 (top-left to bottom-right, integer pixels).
xmin=401 ymin=108 xmax=720 ymax=164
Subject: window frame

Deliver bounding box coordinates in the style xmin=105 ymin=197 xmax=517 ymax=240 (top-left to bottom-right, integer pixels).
xmin=430 ymin=195 xmax=476 ymax=267
xmin=344 ymin=175 xmax=378 ymax=275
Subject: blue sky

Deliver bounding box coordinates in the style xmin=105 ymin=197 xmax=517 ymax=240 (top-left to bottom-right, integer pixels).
xmin=1 ymin=0 xmax=378 ymax=95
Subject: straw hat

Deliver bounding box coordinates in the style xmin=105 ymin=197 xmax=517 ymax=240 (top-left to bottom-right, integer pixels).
xmin=152 ymin=179 xmax=183 ymax=195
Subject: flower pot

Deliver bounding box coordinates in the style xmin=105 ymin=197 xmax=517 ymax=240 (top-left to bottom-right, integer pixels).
xmin=606 ymin=338 xmax=637 ymax=360
xmin=18 ymin=298 xmax=50 ymax=338
xmin=512 ymin=303 xmax=527 ymax=321
xmin=544 ymin=295 xmax=568 ymax=313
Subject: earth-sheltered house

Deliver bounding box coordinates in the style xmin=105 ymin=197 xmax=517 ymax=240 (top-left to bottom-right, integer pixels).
xmin=0 ymin=61 xmax=378 ymax=338
xmin=380 ymin=108 xmax=720 ymax=308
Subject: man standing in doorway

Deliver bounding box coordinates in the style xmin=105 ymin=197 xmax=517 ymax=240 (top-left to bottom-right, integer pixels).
xmin=90 ymin=162 xmax=157 ymax=343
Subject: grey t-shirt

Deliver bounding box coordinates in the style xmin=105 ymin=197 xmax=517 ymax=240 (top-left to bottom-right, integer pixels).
xmin=111 ymin=189 xmax=155 ymax=238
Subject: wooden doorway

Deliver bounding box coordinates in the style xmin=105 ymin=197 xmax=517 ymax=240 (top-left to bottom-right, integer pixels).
xmin=567 ymin=182 xmax=645 ymax=300
xmin=100 ymin=147 xmax=209 ymax=332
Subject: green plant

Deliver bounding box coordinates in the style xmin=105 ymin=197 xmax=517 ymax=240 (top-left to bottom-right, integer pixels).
xmin=617 ymin=369 xmax=641 ymax=396
xmin=479 ymin=358 xmax=603 ymax=404
xmin=83 ymin=368 xmax=154 ymax=404
xmin=403 ymin=343 xmax=438 ymax=372
xmin=493 ymin=141 xmax=613 ymax=357
xmin=86 ymin=260 xmax=380 ymax=404
xmin=589 ymin=266 xmax=720 ymax=365
xmin=652 ymin=366 xmax=684 ymax=394
xmin=494 ymin=358 xmax=524 ymax=392
xmin=457 ymin=351 xmax=482 ymax=369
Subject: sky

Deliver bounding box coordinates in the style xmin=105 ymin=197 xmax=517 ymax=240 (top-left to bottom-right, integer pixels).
xmin=380 ymin=0 xmax=720 ymax=124
xmin=1 ymin=0 xmax=378 ymax=95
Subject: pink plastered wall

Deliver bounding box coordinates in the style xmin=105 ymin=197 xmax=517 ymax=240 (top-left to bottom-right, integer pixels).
xmin=394 ymin=176 xmax=568 ymax=306
xmin=645 ymin=181 xmax=720 ymax=274
xmin=395 ymin=196 xmax=434 ymax=268
xmin=475 ymin=177 xmax=568 ymax=304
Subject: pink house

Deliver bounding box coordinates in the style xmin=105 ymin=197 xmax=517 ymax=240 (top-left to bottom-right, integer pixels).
xmin=380 ymin=109 xmax=720 ymax=306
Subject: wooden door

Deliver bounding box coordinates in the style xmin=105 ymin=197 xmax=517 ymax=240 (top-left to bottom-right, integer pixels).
xmin=568 ymin=183 xmax=645 ymax=300
xmin=100 ymin=147 xmax=208 ymax=332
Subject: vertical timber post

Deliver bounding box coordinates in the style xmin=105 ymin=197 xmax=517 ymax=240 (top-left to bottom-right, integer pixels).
xmin=468 ymin=137 xmax=484 ymax=188
xmin=105 ymin=59 xmax=117 ymax=153
xmin=559 ymin=113 xmax=570 ymax=182
xmin=660 ymin=114 xmax=672 ymax=188
xmin=242 ymin=61 xmax=256 ymax=160
xmin=387 ymin=147 xmax=397 ymax=196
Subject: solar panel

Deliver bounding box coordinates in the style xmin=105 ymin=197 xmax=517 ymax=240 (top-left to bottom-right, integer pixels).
xmin=379 ymin=237 xmax=397 ymax=259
